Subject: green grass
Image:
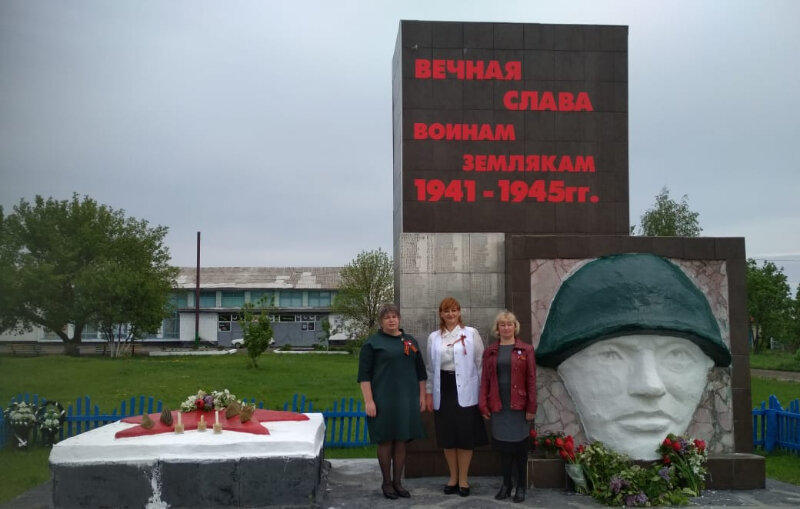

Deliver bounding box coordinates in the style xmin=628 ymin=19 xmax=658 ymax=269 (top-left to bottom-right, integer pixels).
xmin=326 ymin=445 xmax=377 ymax=458
xmin=751 ymin=377 xmax=800 ymax=408
xmin=759 ymin=450 xmax=800 ymax=485
xmin=750 ymin=350 xmax=800 ymax=372
xmin=0 ymin=351 xmax=363 ymax=412
xmin=0 ymin=447 xmax=50 ymax=504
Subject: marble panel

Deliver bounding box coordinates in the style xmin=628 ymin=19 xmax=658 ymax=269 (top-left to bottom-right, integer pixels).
xmin=469 ymin=232 xmax=505 ymax=273
xmin=433 ymin=234 xmax=471 ymax=273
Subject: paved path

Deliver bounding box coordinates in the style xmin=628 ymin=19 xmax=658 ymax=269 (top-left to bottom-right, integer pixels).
xmin=6 ymin=458 xmax=800 ymax=508
xmin=751 ymin=368 xmax=800 ymax=382
xmin=321 ymin=459 xmax=800 ymax=508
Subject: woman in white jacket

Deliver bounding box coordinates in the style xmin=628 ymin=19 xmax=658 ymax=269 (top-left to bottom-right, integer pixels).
xmin=425 ymin=297 xmax=488 ymax=497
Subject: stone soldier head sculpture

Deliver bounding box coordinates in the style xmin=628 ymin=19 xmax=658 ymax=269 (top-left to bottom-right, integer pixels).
xmin=536 ymin=253 xmax=731 ymax=459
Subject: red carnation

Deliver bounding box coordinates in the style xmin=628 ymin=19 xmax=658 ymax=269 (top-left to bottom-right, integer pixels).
xmin=529 ymin=429 xmax=537 ymax=438
xmin=545 ymin=438 xmax=552 ymax=446
xmin=555 ymin=437 xmax=565 ymax=447
xmin=195 ymin=399 xmax=204 ymax=410
xmin=663 ymin=437 xmax=672 ymax=446
xmin=672 ymin=442 xmax=682 ymax=452
xmin=577 ymin=444 xmax=585 ymax=453
xmin=559 ymin=449 xmax=567 ymax=460
xmin=663 ymin=455 xmax=671 ymax=464
xmin=694 ymin=439 xmax=706 ymax=451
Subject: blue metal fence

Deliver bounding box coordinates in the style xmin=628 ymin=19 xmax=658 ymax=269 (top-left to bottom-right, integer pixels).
xmin=2 ymin=392 xmax=369 ymax=449
xmin=752 ymin=395 xmax=800 ymax=454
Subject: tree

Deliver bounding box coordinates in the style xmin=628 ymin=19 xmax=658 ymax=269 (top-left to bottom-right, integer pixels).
xmin=746 ymin=258 xmax=792 ymax=353
xmin=318 ymin=317 xmax=331 ymax=351
xmin=0 ymin=194 xmax=177 ymax=356
xmin=635 ymin=187 xmax=702 ymax=237
xmin=237 ymin=297 xmax=274 ymax=368
xmin=88 ymin=250 xmax=176 ymax=358
xmin=0 ymin=207 xmax=16 ymax=333
xmin=792 ymin=285 xmax=800 ymax=350
xmin=331 ymin=248 xmax=394 ymax=340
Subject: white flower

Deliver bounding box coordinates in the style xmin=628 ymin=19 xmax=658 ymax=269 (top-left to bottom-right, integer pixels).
xmin=4 ymin=402 xmax=37 ymax=427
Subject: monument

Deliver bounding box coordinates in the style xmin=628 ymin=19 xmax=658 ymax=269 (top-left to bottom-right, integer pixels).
xmin=392 ymin=20 xmax=763 ymax=489
xmin=49 ymin=408 xmax=326 ymax=507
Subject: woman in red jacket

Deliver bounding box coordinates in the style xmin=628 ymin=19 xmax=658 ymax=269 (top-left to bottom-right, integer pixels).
xmin=479 ymin=310 xmax=537 ymax=503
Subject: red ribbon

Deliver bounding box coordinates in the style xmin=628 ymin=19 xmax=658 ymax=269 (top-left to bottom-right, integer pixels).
xmin=447 ymin=334 xmax=467 ymax=355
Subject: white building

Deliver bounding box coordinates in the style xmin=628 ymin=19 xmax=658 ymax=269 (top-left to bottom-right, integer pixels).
xmin=1 ymin=266 xmax=342 ymax=349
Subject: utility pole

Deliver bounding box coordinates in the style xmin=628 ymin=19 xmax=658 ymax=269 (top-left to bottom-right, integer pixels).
xmin=195 ymin=231 xmax=200 ymax=348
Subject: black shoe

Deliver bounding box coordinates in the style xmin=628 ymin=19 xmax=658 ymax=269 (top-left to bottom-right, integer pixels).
xmin=459 ymin=486 xmax=470 ymax=497
xmin=513 ymin=486 xmax=526 ymax=503
xmin=393 ymin=484 xmax=410 ymax=498
xmin=495 ymin=484 xmax=512 ymax=500
xmin=382 ymin=483 xmax=398 ymax=500
xmin=443 ymin=484 xmax=458 ymax=495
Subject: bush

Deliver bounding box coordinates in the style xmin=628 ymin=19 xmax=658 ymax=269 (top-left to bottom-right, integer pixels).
xmin=344 ymin=335 xmax=368 ymax=356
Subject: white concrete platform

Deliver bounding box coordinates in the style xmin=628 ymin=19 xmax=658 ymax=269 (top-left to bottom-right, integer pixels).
xmin=49 ymin=413 xmax=326 ymax=508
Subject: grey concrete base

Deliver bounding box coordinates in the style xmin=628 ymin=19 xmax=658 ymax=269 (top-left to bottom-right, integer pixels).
xmin=51 ymin=454 xmax=324 ymax=508
xmin=6 ymin=459 xmax=800 ymax=509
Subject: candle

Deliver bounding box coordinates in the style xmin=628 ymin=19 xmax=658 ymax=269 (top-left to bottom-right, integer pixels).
xmin=177 ymin=412 xmax=182 ymax=426
xmin=213 ymin=410 xmax=222 ymax=433
xmin=198 ymin=414 xmax=207 ymax=432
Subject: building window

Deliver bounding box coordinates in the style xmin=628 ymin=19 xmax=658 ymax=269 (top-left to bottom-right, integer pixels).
xmin=83 ymin=323 xmax=100 ymax=340
xmin=250 ymin=291 xmax=275 ymax=307
xmin=162 ymin=313 xmax=180 ymax=339
xmin=169 ymin=292 xmax=186 ymax=309
xmin=199 ymin=291 xmax=217 ymax=307
xmin=308 ymin=291 xmax=331 ymax=307
xmin=299 ymin=314 xmax=316 ymax=331
xmin=221 ymin=291 xmax=244 ymax=308
xmin=280 ymin=291 xmax=302 ymax=308
xmin=218 ymin=313 xmax=241 ymax=332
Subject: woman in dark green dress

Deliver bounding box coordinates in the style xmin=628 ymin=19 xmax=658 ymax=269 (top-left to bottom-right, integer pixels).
xmin=358 ymin=303 xmax=427 ymax=500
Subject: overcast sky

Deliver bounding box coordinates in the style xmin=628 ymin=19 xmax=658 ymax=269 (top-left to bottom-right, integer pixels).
xmin=1 ymin=0 xmax=798 ymax=291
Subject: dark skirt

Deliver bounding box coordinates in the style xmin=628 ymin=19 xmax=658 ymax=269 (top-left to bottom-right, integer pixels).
xmin=433 ymin=371 xmax=488 ymax=449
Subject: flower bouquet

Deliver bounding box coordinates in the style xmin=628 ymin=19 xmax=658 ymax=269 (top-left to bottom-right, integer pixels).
xmin=577 ymin=434 xmax=709 ymax=507
xmin=4 ymin=401 xmax=37 ymax=449
xmin=179 ymin=389 xmax=239 ymax=412
xmin=536 ymin=431 xmax=565 ymax=459
xmin=658 ymin=434 xmax=707 ymax=496
xmin=36 ymin=401 xmax=66 ymax=446
xmin=528 ymin=428 xmax=537 ymax=451
xmin=555 ymin=435 xmax=588 ymax=493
